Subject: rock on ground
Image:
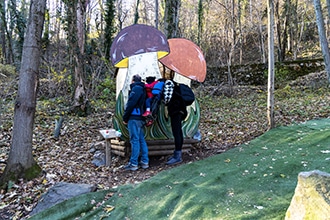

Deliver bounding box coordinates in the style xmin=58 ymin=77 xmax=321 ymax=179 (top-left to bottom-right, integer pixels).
xmin=285 ymin=170 xmax=330 ymax=219
xmin=29 ymin=182 xmax=97 ymax=216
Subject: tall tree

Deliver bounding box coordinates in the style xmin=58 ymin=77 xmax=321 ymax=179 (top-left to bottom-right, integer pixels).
xmin=164 ymin=0 xmax=181 ymax=38
xmin=267 ymin=0 xmax=275 ymax=129
xmin=9 ymin=0 xmax=28 ymax=64
xmin=155 ymin=0 xmax=159 ymax=29
xmin=314 ymin=0 xmax=330 ymax=83
xmin=0 ymin=0 xmax=7 ymax=63
xmin=116 ymin=0 xmax=128 ymax=31
xmin=0 ymin=0 xmax=46 ymax=188
xmin=104 ymin=0 xmax=116 ymax=60
xmin=63 ymin=0 xmax=89 ymax=115
xmin=134 ymin=0 xmax=140 ymax=24
xmin=0 ymin=0 xmax=14 ymax=64
xmin=197 ymin=0 xmax=203 ymax=45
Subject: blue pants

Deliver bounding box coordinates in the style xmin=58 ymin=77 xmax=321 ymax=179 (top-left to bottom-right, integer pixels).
xmin=146 ymin=97 xmax=152 ymax=108
xmin=127 ymin=119 xmax=149 ymax=166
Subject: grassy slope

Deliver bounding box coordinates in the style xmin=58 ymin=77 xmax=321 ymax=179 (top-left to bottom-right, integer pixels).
xmin=30 ymin=118 xmax=330 ymax=220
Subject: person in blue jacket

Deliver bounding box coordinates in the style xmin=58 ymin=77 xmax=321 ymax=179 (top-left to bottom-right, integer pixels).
xmin=123 ymin=74 xmax=149 ymax=171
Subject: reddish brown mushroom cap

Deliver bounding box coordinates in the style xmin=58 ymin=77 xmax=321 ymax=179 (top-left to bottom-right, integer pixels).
xmin=110 ymin=24 xmax=170 ymax=68
xmin=160 ymin=38 xmax=206 ymax=83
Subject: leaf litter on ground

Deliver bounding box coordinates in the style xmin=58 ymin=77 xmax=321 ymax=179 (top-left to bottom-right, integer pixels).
xmin=0 ymin=71 xmax=330 ymax=219
xmin=28 ymin=118 xmax=330 ymax=219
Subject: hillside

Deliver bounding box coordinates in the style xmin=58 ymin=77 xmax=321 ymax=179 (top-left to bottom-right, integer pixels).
xmin=0 ymin=71 xmax=329 ymax=219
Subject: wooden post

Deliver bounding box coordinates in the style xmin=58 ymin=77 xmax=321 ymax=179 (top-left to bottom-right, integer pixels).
xmin=99 ymin=129 xmax=118 ymax=167
xmin=105 ymin=139 xmax=111 ymax=166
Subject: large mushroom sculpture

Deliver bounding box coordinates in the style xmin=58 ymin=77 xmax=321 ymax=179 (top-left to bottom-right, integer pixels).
xmin=109 ymin=24 xmax=170 ymax=140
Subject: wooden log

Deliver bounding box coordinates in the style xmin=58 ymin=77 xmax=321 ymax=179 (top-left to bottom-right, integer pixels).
xmin=111 ymin=139 xmax=126 ymax=145
xmin=148 ymin=144 xmax=192 ymax=151
xmin=148 ymin=150 xmax=174 ymax=156
xmin=112 ymin=149 xmax=126 ymax=157
xmin=146 ymin=139 xmax=199 ymax=145
xmin=148 ymin=149 xmax=190 ymax=156
xmin=111 ymin=145 xmax=126 ymax=151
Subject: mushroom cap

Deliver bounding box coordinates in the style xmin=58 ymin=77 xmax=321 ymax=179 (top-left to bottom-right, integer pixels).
xmin=160 ymin=38 xmax=206 ymax=83
xmin=110 ymin=24 xmax=170 ymax=68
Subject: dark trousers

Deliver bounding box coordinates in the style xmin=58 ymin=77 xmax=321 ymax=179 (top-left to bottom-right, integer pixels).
xmin=170 ymin=113 xmax=183 ymax=151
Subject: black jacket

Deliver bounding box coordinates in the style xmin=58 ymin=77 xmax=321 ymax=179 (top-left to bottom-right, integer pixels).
xmin=123 ymin=82 xmax=146 ymax=123
xmin=167 ymin=83 xmax=188 ymax=120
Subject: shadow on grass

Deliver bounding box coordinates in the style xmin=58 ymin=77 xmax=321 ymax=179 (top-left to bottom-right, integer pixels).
xmin=29 ymin=118 xmax=330 ymax=220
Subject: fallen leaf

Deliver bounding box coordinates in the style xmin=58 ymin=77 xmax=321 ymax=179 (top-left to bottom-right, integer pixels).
xmin=104 ymin=205 xmax=115 ymax=212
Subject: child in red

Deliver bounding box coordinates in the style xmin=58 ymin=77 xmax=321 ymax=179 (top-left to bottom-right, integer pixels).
xmin=143 ymin=76 xmax=157 ymax=117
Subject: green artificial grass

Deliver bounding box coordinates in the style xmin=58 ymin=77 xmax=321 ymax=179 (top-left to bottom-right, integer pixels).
xmin=30 ymin=118 xmax=330 ymax=220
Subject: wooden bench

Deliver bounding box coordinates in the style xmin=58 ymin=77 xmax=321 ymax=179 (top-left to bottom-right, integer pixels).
xmin=100 ymin=129 xmax=199 ymax=166
xmin=110 ymin=138 xmax=199 ymax=157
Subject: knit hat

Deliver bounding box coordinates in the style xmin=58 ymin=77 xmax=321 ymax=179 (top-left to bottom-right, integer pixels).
xmin=146 ymin=76 xmax=156 ymax=84
xmin=132 ymin=74 xmax=141 ymax=82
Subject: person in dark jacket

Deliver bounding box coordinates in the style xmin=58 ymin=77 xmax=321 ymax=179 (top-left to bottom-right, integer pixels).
xmin=123 ymin=74 xmax=149 ymax=171
xmin=166 ymin=81 xmax=188 ymax=165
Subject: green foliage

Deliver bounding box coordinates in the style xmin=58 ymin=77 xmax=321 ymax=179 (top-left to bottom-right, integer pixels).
xmin=96 ymin=75 xmax=116 ymax=101
xmin=0 ymin=64 xmax=17 ymax=77
xmin=52 ymin=67 xmax=67 ymax=83
xmin=275 ymin=65 xmax=291 ymax=83
xmin=274 ymin=85 xmax=295 ymax=99
xmin=0 ymin=120 xmax=13 ymax=132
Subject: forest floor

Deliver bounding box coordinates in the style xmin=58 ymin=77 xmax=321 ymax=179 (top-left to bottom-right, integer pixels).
xmin=0 ymin=71 xmax=329 ymax=219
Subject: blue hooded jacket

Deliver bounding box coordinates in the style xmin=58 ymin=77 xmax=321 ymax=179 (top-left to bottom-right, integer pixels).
xmin=123 ymin=81 xmax=146 ymax=123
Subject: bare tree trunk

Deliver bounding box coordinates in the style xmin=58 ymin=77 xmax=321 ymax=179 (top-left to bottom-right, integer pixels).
xmin=292 ymin=0 xmax=300 ymax=59
xmin=164 ymin=0 xmax=181 ymax=38
xmin=227 ymin=45 xmax=234 ymax=96
xmin=280 ymin=0 xmax=290 ymax=62
xmin=155 ymin=0 xmax=159 ymax=29
xmin=326 ymin=0 xmax=330 ymax=21
xmin=66 ymin=0 xmax=89 ymax=116
xmin=230 ymin=0 xmax=235 ymax=64
xmin=197 ymin=0 xmax=203 ymax=45
xmin=0 ymin=0 xmax=14 ymax=64
xmin=134 ymin=0 xmax=140 ymax=24
xmin=0 ymin=0 xmax=46 ymax=188
xmin=0 ymin=1 xmax=7 ymax=63
xmin=275 ymin=0 xmax=282 ymax=62
xmin=314 ymin=0 xmax=330 ymax=83
xmin=117 ymin=0 xmax=128 ymax=31
xmin=74 ymin=0 xmax=87 ymax=109
xmin=259 ymin=22 xmax=266 ymax=63
xmin=267 ymin=0 xmax=275 ymax=129
xmin=238 ymin=0 xmax=243 ymax=64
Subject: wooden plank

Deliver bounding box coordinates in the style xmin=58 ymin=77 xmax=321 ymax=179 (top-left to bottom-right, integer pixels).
xmin=105 ymin=140 xmax=111 ymax=166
